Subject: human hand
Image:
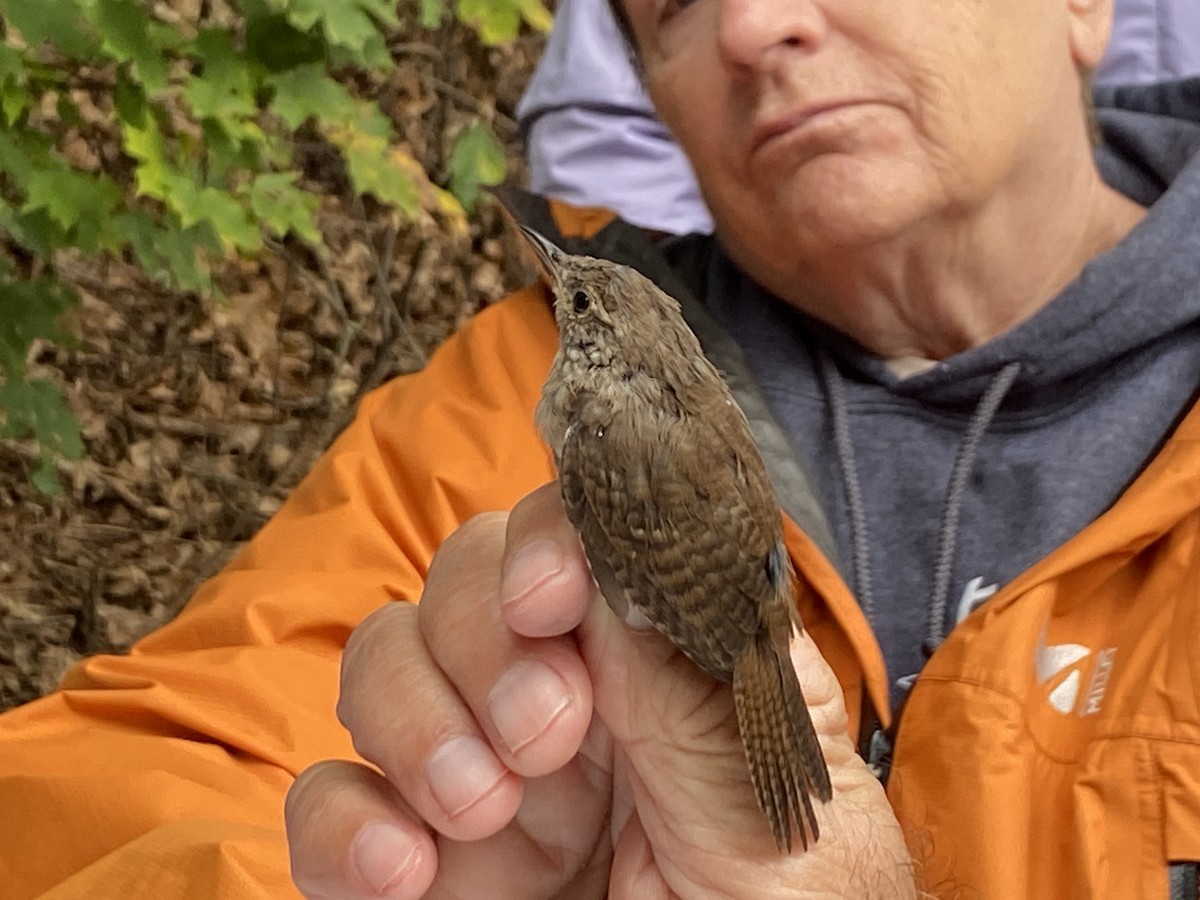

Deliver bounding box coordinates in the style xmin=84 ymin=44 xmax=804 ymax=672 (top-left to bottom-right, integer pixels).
xmin=284 ymin=483 xmax=916 ymax=899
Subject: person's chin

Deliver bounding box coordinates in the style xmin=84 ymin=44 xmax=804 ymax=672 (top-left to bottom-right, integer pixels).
xmin=776 ymin=158 xmax=932 ymax=246
xmin=733 ymin=114 xmax=917 ymax=225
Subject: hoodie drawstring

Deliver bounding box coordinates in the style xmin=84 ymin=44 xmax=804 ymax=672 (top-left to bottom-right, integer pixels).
xmin=924 ymin=360 xmax=1020 ymax=654
xmin=818 ymin=349 xmax=1021 ymax=658
xmin=821 ymin=349 xmax=877 ymax=626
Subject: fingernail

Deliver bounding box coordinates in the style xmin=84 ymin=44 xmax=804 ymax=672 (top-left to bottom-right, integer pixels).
xmin=487 ymin=660 xmax=571 ymax=755
xmin=425 ymin=734 xmax=508 ymax=819
xmin=500 ymin=539 xmax=563 ymax=608
xmin=351 ymin=821 xmax=416 ymax=894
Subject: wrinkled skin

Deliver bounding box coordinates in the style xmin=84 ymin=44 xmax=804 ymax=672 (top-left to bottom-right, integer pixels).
xmin=285 ymin=0 xmax=1136 ymax=890
xmin=622 ymin=0 xmax=1138 ymax=361
xmin=284 ymin=484 xmax=914 ymax=899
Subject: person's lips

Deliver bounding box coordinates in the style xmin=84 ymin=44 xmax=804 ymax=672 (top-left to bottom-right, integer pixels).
xmin=750 ymin=100 xmax=868 ymax=155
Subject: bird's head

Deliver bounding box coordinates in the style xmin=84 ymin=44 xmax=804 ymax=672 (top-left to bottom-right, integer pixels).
xmin=519 ymin=227 xmax=684 ymax=373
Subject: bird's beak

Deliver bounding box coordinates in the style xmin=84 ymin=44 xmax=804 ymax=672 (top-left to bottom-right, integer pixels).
xmin=519 ymin=226 xmax=566 ymax=282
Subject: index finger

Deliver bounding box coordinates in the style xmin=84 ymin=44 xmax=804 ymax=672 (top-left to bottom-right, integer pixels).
xmin=499 ymin=482 xmax=597 ymax=638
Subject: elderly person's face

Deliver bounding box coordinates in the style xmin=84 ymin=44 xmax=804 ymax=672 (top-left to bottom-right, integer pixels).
xmin=619 ymin=0 xmax=1113 ymax=269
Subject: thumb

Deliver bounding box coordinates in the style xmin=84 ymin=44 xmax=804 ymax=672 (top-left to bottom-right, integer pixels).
xmin=576 ymin=597 xmax=856 ymax=857
xmin=577 ymin=597 xmax=895 ymax=865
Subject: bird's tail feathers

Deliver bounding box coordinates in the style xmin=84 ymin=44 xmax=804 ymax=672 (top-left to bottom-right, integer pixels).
xmin=733 ymin=632 xmax=832 ymax=852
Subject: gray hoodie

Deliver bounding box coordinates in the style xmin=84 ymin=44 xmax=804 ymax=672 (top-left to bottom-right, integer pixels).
xmin=702 ymin=79 xmax=1200 ymax=705
xmin=499 ymin=80 xmax=1200 ymax=711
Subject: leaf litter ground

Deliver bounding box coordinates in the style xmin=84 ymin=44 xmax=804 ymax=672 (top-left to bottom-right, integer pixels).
xmin=0 ymin=23 xmax=545 ymax=710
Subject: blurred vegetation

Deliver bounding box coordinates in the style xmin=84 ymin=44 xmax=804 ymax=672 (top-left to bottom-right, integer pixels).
xmin=0 ymin=0 xmax=546 ymax=490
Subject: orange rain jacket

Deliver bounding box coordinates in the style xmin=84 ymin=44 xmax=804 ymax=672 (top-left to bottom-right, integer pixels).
xmin=2 ymin=197 xmax=1200 ymax=899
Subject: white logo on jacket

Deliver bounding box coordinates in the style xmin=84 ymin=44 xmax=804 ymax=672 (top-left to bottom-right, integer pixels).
xmin=1034 ymin=626 xmax=1117 ymax=715
xmin=955 ymin=576 xmax=999 ymax=623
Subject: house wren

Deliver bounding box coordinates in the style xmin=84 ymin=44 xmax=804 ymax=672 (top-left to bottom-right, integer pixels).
xmin=524 ymin=227 xmax=832 ymax=852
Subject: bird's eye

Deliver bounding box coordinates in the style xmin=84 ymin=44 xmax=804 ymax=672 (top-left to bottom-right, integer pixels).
xmin=572 ymin=291 xmax=590 ymax=313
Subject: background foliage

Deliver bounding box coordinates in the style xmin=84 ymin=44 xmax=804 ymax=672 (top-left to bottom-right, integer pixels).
xmin=0 ymin=0 xmax=542 ymax=490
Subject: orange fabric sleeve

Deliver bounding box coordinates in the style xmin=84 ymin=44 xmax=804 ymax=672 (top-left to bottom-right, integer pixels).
xmin=0 ymin=289 xmax=559 ymax=898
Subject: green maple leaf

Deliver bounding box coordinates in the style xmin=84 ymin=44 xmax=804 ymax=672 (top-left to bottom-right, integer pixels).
xmin=0 ymin=44 xmax=27 ymax=82
xmin=0 ymin=276 xmax=74 ymax=376
xmin=418 ymin=0 xmax=446 ymax=28
xmin=266 ymin=64 xmax=359 ymax=130
xmin=112 ymin=211 xmax=215 ymax=292
xmin=457 ymin=0 xmax=551 ymax=44
xmin=244 ymin=12 xmax=325 ymax=72
xmin=3 ymin=0 xmax=99 ymax=58
xmin=0 ymin=130 xmax=45 ymax=189
xmin=23 ymin=167 xmax=122 ymax=232
xmin=280 ymin=0 xmax=398 ymax=53
xmin=158 ymin=170 xmax=261 ymax=252
xmin=0 ymin=378 xmax=83 ymax=456
xmin=448 ymin=122 xmax=507 ymax=212
xmin=183 ymin=30 xmax=258 ymax=120
xmin=0 ymin=46 xmax=31 ymax=124
xmin=319 ymin=6 xmax=379 ymax=52
xmin=0 ymin=80 xmax=31 ymax=126
xmin=86 ymin=0 xmax=168 ymax=93
xmin=0 ymin=207 xmax=62 ymax=259
xmin=338 ymin=130 xmax=420 ymax=216
xmin=122 ymin=116 xmax=171 ymax=198
xmin=0 ymin=377 xmax=83 ymax=495
xmin=248 ymin=172 xmax=322 ymax=244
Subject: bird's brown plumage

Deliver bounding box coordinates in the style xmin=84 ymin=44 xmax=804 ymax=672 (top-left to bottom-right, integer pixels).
xmin=526 ymin=227 xmax=832 ymax=851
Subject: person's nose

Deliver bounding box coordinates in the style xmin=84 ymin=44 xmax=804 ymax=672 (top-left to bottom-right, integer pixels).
xmin=717 ymin=0 xmax=827 ymax=77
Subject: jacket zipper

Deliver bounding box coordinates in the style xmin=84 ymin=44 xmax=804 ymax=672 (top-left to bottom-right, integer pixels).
xmin=1169 ymin=862 xmax=1199 ymax=900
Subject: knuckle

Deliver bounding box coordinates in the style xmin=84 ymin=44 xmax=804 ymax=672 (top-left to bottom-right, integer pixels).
xmin=285 ymin=760 xmax=344 ymax=834
xmin=422 ymin=524 xmax=508 ymax=646
xmin=419 ymin=514 xmax=507 ymax=636
xmin=344 ymin=601 xmax=411 ymax=665
xmin=441 ymin=510 xmax=508 ymax=559
xmin=507 ymin=482 xmax=570 ymax=543
xmin=418 ymin=581 xmax=483 ymax=655
xmin=339 ymin=602 xmax=417 ymax=731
